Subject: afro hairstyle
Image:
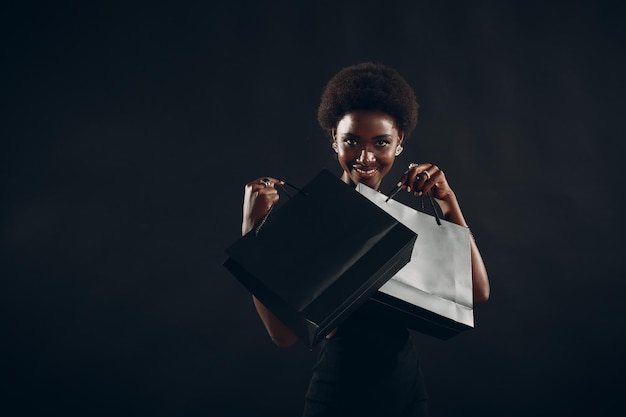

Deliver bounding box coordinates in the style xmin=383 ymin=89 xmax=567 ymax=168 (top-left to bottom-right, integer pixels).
xmin=317 ymin=62 xmax=419 ymax=138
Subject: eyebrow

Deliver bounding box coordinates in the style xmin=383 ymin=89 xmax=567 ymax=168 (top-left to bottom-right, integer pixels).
xmin=341 ymin=133 xmax=393 ymax=140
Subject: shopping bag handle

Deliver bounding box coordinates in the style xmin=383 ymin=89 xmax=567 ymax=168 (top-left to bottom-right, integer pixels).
xmin=255 ymin=179 xmax=306 ymax=236
xmin=384 ymin=184 xmax=442 ymax=226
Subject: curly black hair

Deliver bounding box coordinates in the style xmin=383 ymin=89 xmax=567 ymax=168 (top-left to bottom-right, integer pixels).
xmin=317 ymin=62 xmax=419 ymax=138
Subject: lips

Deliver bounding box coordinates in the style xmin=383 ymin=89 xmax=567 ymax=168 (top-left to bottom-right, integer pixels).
xmin=353 ymin=166 xmax=379 ymax=178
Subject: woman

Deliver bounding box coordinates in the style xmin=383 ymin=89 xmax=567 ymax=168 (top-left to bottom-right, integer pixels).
xmin=241 ymin=62 xmax=490 ymax=417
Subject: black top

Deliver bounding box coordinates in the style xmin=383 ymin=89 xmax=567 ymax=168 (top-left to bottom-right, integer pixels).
xmin=303 ymin=310 xmax=428 ymax=417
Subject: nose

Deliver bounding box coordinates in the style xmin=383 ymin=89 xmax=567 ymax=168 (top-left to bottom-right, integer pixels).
xmin=356 ymin=148 xmax=376 ymax=164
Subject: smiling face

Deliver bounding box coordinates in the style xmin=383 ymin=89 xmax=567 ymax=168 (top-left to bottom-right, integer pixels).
xmin=333 ymin=110 xmax=404 ymax=190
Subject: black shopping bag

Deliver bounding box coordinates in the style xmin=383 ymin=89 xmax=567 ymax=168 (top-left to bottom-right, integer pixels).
xmin=356 ymin=183 xmax=474 ymax=340
xmin=223 ymin=169 xmax=417 ymax=348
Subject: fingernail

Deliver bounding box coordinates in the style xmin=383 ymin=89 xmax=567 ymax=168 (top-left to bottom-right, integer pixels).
xmin=407 ymin=186 xmax=411 ymax=192
xmin=397 ymin=182 xmax=403 ymax=187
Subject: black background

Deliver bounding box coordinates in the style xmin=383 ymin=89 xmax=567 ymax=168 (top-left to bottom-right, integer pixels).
xmin=2 ymin=1 xmax=625 ymax=416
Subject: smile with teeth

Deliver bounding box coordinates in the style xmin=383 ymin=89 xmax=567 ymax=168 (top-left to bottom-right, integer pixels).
xmin=354 ymin=166 xmax=378 ymax=177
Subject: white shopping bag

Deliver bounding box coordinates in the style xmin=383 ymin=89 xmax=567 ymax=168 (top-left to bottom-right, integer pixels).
xmin=356 ymin=183 xmax=474 ymax=339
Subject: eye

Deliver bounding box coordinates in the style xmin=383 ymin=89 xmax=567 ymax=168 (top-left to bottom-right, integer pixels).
xmin=376 ymin=139 xmax=391 ymax=147
xmin=342 ymin=137 xmax=357 ymax=146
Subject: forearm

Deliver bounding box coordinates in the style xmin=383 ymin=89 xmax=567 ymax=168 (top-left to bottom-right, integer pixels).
xmin=252 ymin=296 xmax=298 ymax=347
xmin=241 ymin=178 xmax=297 ymax=346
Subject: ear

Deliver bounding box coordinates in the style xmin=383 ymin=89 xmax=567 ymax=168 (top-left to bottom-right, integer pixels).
xmin=394 ymin=133 xmax=406 ymax=156
xmin=331 ymin=129 xmax=339 ymax=153
xmin=331 ymin=128 xmax=337 ymax=141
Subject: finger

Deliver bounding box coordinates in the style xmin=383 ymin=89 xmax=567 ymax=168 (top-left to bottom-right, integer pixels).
xmin=421 ymin=169 xmax=444 ymax=196
xmin=401 ymin=170 xmax=418 ymax=192
xmin=411 ymin=163 xmax=434 ymax=194
xmin=246 ymin=177 xmax=286 ymax=198
xmin=256 ymin=187 xmax=280 ymax=201
xmin=397 ymin=165 xmax=422 ymax=192
xmin=249 ymin=188 xmax=280 ymax=223
xmin=246 ymin=176 xmax=285 ymax=190
xmin=258 ymin=177 xmax=285 ymax=189
xmin=396 ymin=172 xmax=410 ymax=190
xmin=244 ymin=177 xmax=282 ymax=205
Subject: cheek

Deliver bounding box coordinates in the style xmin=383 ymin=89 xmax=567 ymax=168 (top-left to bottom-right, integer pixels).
xmin=338 ymin=149 xmax=357 ymax=161
xmin=379 ymin=151 xmax=397 ymax=164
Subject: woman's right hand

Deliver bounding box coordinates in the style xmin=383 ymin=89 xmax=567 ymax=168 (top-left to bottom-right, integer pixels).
xmin=241 ymin=177 xmax=284 ymax=235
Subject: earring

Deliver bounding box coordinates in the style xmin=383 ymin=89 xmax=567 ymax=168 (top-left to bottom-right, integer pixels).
xmin=332 ymin=142 xmax=338 ymax=153
xmin=395 ymin=145 xmax=404 ymax=156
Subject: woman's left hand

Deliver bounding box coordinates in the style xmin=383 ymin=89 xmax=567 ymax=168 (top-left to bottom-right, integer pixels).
xmin=396 ymin=162 xmax=453 ymax=202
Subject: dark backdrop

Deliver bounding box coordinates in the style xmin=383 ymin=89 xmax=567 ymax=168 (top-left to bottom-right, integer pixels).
xmin=2 ymin=1 xmax=625 ymax=416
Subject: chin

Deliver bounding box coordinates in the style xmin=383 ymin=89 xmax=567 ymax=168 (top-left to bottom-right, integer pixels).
xmin=353 ymin=175 xmax=380 ymax=190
